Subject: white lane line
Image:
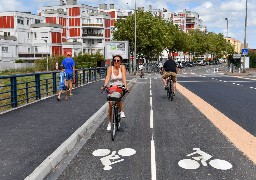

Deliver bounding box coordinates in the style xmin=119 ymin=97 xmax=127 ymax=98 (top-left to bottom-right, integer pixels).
xmin=150 ymin=97 xmax=152 ymax=107
xmin=150 ymin=110 xmax=153 ymax=128
xmin=150 ymin=90 xmax=152 ymax=96
xmin=151 ymin=136 xmax=156 ymax=180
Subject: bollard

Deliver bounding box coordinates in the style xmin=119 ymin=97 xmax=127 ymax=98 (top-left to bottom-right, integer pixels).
xmin=239 ymin=68 xmax=241 ymax=73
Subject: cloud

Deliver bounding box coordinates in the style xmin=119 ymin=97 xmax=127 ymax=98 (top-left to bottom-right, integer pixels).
xmin=1 ymin=0 xmax=256 ymax=48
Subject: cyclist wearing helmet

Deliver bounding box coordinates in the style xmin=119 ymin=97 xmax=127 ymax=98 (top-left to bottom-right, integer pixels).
xmin=62 ymin=51 xmax=75 ymax=95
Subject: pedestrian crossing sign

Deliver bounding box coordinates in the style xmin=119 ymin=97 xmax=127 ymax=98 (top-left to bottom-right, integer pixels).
xmin=241 ymin=48 xmax=248 ymax=55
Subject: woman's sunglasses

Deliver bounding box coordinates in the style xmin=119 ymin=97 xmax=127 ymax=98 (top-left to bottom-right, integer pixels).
xmin=113 ymin=59 xmax=121 ymax=62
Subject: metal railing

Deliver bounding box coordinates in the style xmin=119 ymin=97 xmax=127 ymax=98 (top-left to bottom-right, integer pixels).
xmin=0 ymin=67 xmax=106 ymax=111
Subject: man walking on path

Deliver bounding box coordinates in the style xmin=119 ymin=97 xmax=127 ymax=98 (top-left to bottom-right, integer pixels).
xmin=62 ymin=51 xmax=75 ymax=95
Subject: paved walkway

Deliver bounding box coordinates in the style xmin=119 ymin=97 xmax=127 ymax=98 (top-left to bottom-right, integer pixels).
xmin=0 ymin=76 xmax=134 ymax=180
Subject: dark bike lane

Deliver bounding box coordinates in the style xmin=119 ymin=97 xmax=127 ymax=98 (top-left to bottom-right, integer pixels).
xmin=0 ymin=76 xmax=134 ymax=180
xmin=54 ymin=75 xmax=256 ymax=179
xmin=151 ymin=77 xmax=256 ymax=179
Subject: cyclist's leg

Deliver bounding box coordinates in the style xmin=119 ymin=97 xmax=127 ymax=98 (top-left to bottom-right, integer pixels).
xmin=118 ymin=100 xmax=125 ymax=118
xmin=108 ymin=102 xmax=114 ymax=122
xmin=171 ymin=73 xmax=177 ymax=94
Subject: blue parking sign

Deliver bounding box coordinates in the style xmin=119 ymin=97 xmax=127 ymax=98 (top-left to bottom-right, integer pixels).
xmin=242 ymin=48 xmax=248 ymax=55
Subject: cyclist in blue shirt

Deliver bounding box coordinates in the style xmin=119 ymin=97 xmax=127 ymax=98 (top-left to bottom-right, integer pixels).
xmin=62 ymin=51 xmax=75 ymax=95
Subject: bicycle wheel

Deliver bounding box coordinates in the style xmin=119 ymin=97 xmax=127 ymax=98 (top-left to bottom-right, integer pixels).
xmin=111 ymin=105 xmax=117 ymax=141
xmin=166 ymin=80 xmax=170 ymax=97
xmin=169 ymin=80 xmax=173 ymax=101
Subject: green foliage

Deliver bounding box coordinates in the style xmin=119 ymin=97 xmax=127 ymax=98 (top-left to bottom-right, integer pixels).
xmin=249 ymin=52 xmax=256 ymax=68
xmin=112 ymin=11 xmax=230 ymax=61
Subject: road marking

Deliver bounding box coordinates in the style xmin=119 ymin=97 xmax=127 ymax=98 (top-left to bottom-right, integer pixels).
xmin=177 ymin=83 xmax=256 ymax=164
xmin=178 ymin=148 xmax=232 ymax=170
xmin=150 ymin=97 xmax=152 ymax=107
xmin=150 ymin=110 xmax=153 ymax=128
xmin=151 ymin=137 xmax=156 ymax=180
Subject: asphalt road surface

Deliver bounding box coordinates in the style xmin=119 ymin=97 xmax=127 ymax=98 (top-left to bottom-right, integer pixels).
xmin=47 ymin=67 xmax=256 ymax=180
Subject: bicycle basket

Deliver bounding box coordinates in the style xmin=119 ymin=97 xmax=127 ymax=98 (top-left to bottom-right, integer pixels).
xmin=107 ymin=86 xmax=122 ymax=101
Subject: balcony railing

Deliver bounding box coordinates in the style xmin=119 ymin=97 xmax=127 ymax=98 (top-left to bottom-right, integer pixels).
xmin=82 ymin=33 xmax=104 ymax=37
xmin=82 ymin=23 xmax=104 ymax=27
xmin=18 ymin=53 xmax=49 ymax=58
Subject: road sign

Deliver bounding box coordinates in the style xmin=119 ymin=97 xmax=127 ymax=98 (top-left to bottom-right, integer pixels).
xmin=241 ymin=48 xmax=248 ymax=55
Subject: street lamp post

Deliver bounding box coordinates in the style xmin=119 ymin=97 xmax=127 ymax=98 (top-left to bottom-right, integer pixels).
xmin=243 ymin=0 xmax=248 ymax=73
xmin=44 ymin=40 xmax=49 ymax=71
xmin=133 ymin=0 xmax=137 ymax=75
xmin=225 ymin=18 xmax=228 ymax=63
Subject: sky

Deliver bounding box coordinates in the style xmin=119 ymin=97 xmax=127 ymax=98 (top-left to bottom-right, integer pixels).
xmin=0 ymin=0 xmax=255 ymax=49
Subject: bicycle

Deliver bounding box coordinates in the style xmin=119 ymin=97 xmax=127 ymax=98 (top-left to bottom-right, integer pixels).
xmin=102 ymin=85 xmax=127 ymax=141
xmin=166 ymin=74 xmax=174 ymax=101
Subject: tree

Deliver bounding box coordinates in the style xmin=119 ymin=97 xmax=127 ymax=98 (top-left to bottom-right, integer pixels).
xmin=113 ymin=10 xmax=170 ymax=62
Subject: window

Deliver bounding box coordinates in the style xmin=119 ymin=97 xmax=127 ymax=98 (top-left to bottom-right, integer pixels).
xmin=4 ymin=32 xmax=10 ymax=37
xmin=97 ymin=39 xmax=102 ymax=43
xmin=27 ymin=19 xmax=29 ymax=25
xmin=35 ymin=19 xmax=41 ymax=24
xmin=96 ymin=18 xmax=102 ymax=23
xmin=41 ymin=32 xmax=48 ymax=38
xmin=34 ymin=32 xmax=37 ymax=38
xmin=28 ymin=48 xmax=30 ymax=52
xmin=28 ymin=33 xmax=30 ymax=39
xmin=34 ymin=46 xmax=38 ymax=53
xmin=92 ymin=39 xmax=94 ymax=44
xmin=2 ymin=47 xmax=8 ymax=52
xmin=17 ymin=18 xmax=24 ymax=25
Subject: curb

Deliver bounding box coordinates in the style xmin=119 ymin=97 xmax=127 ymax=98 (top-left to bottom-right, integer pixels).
xmin=25 ymin=78 xmax=137 ymax=180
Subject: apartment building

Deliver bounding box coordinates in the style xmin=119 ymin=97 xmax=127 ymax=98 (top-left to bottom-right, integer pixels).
xmin=38 ymin=0 xmax=111 ymax=55
xmin=0 ymin=1 xmax=210 ymax=68
xmin=225 ymin=37 xmax=241 ymax=54
xmin=0 ymin=11 xmax=45 ymax=62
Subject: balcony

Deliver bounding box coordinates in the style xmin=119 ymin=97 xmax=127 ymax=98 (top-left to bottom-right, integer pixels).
xmin=82 ymin=33 xmax=104 ymax=39
xmin=18 ymin=53 xmax=49 ymax=60
xmin=82 ymin=23 xmax=104 ymax=28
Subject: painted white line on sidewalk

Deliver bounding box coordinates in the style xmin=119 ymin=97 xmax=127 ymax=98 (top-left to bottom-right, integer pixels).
xmin=150 ymin=110 xmax=153 ymax=128
xmin=151 ymin=136 xmax=156 ymax=180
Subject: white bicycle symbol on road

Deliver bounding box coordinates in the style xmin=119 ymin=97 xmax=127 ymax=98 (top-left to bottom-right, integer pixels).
xmin=178 ymin=148 xmax=232 ymax=170
xmin=92 ymin=148 xmax=136 ymax=170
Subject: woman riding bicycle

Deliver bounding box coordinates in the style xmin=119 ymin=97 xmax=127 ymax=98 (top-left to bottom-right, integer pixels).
xmin=102 ymin=55 xmax=128 ymax=130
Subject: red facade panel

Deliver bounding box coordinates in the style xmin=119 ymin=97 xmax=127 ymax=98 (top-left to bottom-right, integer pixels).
xmin=109 ymin=11 xmax=115 ymax=18
xmin=51 ymin=32 xmax=62 ymax=43
xmin=46 ymin=17 xmax=57 ymax=24
xmin=104 ymin=19 xmax=110 ymax=28
xmin=69 ymin=18 xmax=80 ymax=26
xmin=0 ymin=17 xmax=3 ymax=28
xmin=52 ymin=46 xmax=62 ymax=56
xmin=105 ymin=29 xmax=110 ymax=38
xmin=63 ymin=48 xmax=72 ymax=55
xmin=69 ymin=7 xmax=80 ymax=16
xmin=69 ymin=28 xmax=80 ymax=37
xmin=62 ymin=28 xmax=67 ymax=37
xmin=111 ymin=19 xmax=115 ymax=26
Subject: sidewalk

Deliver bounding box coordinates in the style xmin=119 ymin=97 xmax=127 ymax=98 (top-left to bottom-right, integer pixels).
xmin=0 ymin=74 xmax=134 ymax=180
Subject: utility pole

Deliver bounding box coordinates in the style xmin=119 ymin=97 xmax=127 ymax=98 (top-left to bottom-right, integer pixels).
xmin=243 ymin=0 xmax=248 ymax=73
xmin=133 ymin=0 xmax=137 ymax=75
xmin=225 ymin=18 xmax=228 ymax=62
